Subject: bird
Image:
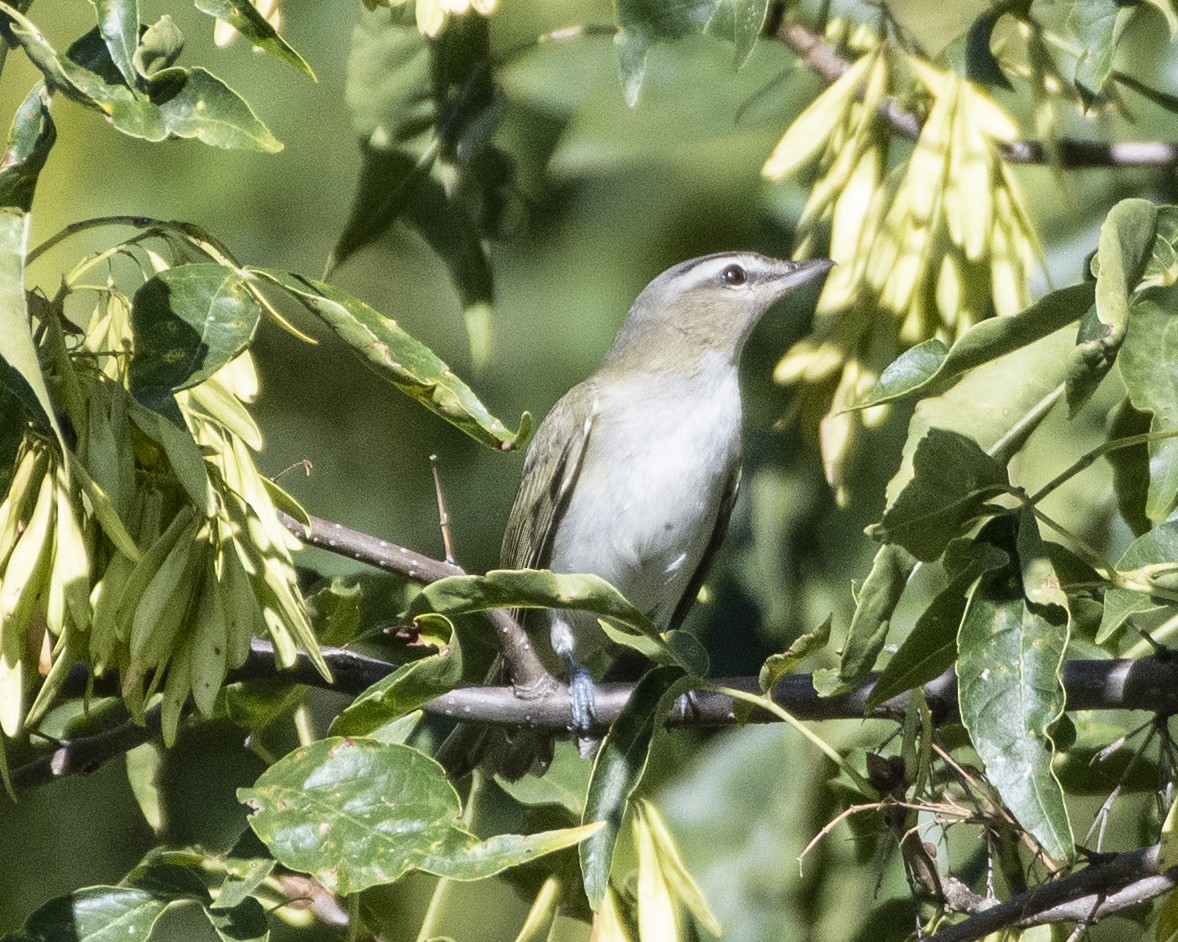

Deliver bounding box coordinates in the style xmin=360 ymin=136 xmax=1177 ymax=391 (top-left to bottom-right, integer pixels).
xmin=441 ymin=251 xmax=832 ymax=779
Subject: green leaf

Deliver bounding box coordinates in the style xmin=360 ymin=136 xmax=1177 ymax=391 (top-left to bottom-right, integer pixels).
xmin=759 ymin=615 xmax=832 ymax=692
xmin=2 ymin=887 xmax=171 ymax=942
xmin=1098 ymin=521 xmax=1178 ymax=643
xmin=957 ymin=548 xmax=1073 ymax=863
xmin=1064 ymin=302 xmax=1118 ymax=417
xmin=1107 ymin=397 xmax=1152 ymax=536
xmin=613 ymin=0 xmax=720 ymax=105
xmin=965 ymin=5 xmax=1015 ymax=89
xmin=0 ymin=83 xmax=56 ymax=213
xmin=580 ymin=665 xmax=686 ymax=908
xmin=0 ymin=210 xmax=62 ymax=442
xmin=194 ymin=0 xmax=315 ymax=78
xmin=132 ymin=15 xmax=184 ymax=77
xmin=128 ymin=263 xmax=262 ymax=421
xmin=706 ymin=0 xmax=770 ymax=67
xmin=331 ymin=615 xmax=461 ymax=736
xmin=410 ymin=569 xmax=688 ymax=669
xmin=205 ymin=896 xmax=269 ymax=942
xmin=1070 ymin=0 xmax=1137 ymax=105
xmin=1096 ymin=198 xmax=1157 ymax=333
xmin=404 ymin=176 xmax=495 ymax=367
xmin=867 ymin=541 xmax=1009 ymax=710
xmin=346 ymin=9 xmax=433 ymax=145
xmin=861 ymin=283 xmax=1093 ymax=409
xmin=239 ymin=737 xmax=600 ymax=894
xmin=813 ymin=546 xmax=915 ymax=696
xmin=128 ymin=400 xmax=215 ymax=514
xmin=125 ymin=741 xmax=165 ymax=832
xmin=1119 ymin=292 xmax=1178 ymax=520
xmin=91 ymin=0 xmax=140 ymax=87
xmin=1 ymin=6 xmax=282 ymax=152
xmin=870 ymin=429 xmax=1009 ymax=562
xmin=213 ymin=857 xmax=275 ymax=911
xmin=253 ymin=269 xmax=530 ymax=450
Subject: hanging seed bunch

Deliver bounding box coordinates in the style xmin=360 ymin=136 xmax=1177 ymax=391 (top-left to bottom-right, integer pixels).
xmin=0 ymin=241 xmax=327 ymax=746
xmin=764 ymin=23 xmax=1039 ymax=503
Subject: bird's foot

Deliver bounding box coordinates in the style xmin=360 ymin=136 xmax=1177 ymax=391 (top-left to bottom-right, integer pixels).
xmin=567 ymin=660 xmax=597 ymax=734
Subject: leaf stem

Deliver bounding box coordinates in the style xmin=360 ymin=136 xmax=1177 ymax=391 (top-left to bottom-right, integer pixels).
xmin=716 ymin=685 xmax=877 ymax=797
xmin=1028 ymin=426 xmax=1178 ymax=506
xmin=987 ymin=383 xmax=1065 ymax=465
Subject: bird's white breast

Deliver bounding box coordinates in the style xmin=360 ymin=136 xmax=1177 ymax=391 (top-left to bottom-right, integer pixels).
xmin=547 ymin=352 xmax=742 ymax=652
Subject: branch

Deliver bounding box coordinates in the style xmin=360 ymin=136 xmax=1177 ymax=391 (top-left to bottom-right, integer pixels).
xmin=279 ymin=511 xmax=556 ymax=696
xmin=777 ymin=21 xmax=1178 ymax=168
xmin=929 ymin=845 xmax=1178 ymax=941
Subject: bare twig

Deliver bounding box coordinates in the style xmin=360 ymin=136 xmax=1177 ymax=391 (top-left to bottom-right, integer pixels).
xmin=278 ymin=511 xmax=555 ymax=695
xmin=927 ymin=845 xmax=1178 ymax=941
xmin=777 ymin=21 xmax=1178 ymax=168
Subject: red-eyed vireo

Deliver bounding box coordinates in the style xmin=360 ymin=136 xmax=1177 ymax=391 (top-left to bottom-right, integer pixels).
xmin=446 ymin=252 xmax=832 ymax=779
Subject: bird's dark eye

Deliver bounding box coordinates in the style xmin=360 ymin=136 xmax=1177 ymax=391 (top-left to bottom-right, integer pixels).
xmin=721 ymin=264 xmax=747 ymax=286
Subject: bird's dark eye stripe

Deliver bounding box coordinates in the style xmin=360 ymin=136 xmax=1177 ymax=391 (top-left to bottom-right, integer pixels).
xmin=721 ymin=264 xmax=746 ymax=286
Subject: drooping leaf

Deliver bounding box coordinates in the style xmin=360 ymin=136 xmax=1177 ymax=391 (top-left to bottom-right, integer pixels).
xmin=965 ymin=4 xmax=1018 ymax=89
xmin=330 ymin=614 xmax=461 ymax=736
xmin=957 ymin=548 xmax=1073 ymax=863
xmin=1097 ymin=521 xmax=1178 ymax=643
xmin=0 ymin=6 xmax=281 ymax=152
xmin=128 ymin=263 xmax=262 ymax=422
xmin=1095 ymin=197 xmax=1157 ymax=334
xmin=1070 ymin=0 xmax=1138 ymax=106
xmin=132 ymin=15 xmax=184 ymax=77
xmin=91 ymin=0 xmax=140 ymax=87
xmin=212 ymin=856 xmax=275 ymax=912
xmin=410 ymin=569 xmax=686 ymax=668
xmin=707 ymin=0 xmax=770 ymax=67
xmin=1 ymin=887 xmax=171 ymax=942
xmin=253 ymin=269 xmax=530 ymax=450
xmin=0 ymin=211 xmax=60 ymax=441
xmin=580 ymin=666 xmax=686 ymax=908
xmin=867 ymin=541 xmax=1009 ymax=710
xmin=1106 ymin=397 xmax=1152 ymax=536
xmin=204 ymin=896 xmax=269 ymax=942
xmin=1065 ymin=302 xmax=1119 ymax=417
xmin=870 ymin=429 xmax=1009 ymax=562
xmin=861 ymin=283 xmax=1093 ymax=409
xmin=759 ymin=614 xmax=831 ymax=693
xmin=813 ymin=545 xmax=915 ymax=696
xmin=193 ymin=0 xmax=315 ymax=78
xmin=613 ymin=0 xmax=719 ymax=106
xmin=0 ymin=83 xmax=56 ymax=213
xmin=1119 ymin=291 xmax=1178 ymax=520
xmin=239 ymin=737 xmax=599 ymax=894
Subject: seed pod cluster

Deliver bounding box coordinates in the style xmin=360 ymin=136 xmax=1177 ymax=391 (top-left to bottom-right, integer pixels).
xmin=1 ymin=274 xmax=327 ymax=746
xmin=764 ymin=28 xmax=1038 ymax=503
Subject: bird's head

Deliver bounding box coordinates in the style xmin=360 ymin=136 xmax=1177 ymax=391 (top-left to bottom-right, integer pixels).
xmin=604 ymin=252 xmax=833 ymax=375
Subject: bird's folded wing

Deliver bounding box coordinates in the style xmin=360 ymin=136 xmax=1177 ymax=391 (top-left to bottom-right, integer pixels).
xmin=500 ymin=384 xmax=597 ymax=572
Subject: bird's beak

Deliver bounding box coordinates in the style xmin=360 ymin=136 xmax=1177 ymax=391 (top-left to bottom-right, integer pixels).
xmin=766 ymin=258 xmax=834 ymax=296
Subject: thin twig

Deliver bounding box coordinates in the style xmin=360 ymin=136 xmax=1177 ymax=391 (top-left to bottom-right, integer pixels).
xmin=277 ymin=511 xmax=557 ymax=703
xmin=776 ymin=21 xmax=1178 ymax=168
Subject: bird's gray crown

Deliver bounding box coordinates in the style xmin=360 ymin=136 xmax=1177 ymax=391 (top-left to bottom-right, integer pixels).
xmin=602 ymin=252 xmax=832 ymax=375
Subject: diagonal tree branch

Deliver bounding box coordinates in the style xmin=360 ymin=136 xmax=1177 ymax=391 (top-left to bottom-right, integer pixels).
xmin=929 ymin=844 xmax=1178 ymax=941
xmin=279 ymin=510 xmax=556 ymax=698
xmin=777 ymin=21 xmax=1178 ymax=167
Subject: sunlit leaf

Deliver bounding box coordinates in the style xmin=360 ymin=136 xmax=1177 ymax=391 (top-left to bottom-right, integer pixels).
xmin=91 ymin=0 xmax=140 ymax=87
xmin=0 ymin=84 xmax=56 ymax=213
xmin=1120 ymin=291 xmax=1178 ymax=520
xmin=331 ymin=614 xmax=461 ymax=736
xmin=410 ymin=569 xmax=687 ymax=669
xmin=758 ymin=614 xmax=831 ymax=693
xmin=581 ymin=666 xmax=686 ymax=908
xmin=1097 ymin=521 xmax=1178 ymax=643
xmin=128 ymin=264 xmax=262 ymax=422
xmin=1070 ymin=0 xmax=1137 ymax=105
xmin=813 ymin=546 xmax=915 ymax=696
xmin=958 ymin=525 xmax=1073 ymax=864
xmin=870 ymin=429 xmax=1008 ymax=562
xmin=2 ymin=887 xmax=171 ymax=942
xmin=239 ymin=737 xmax=599 ymax=894
xmin=194 ymin=0 xmax=315 ymax=78
xmin=253 ymin=269 xmax=530 ymax=450
xmin=861 ymin=283 xmax=1093 ymax=409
